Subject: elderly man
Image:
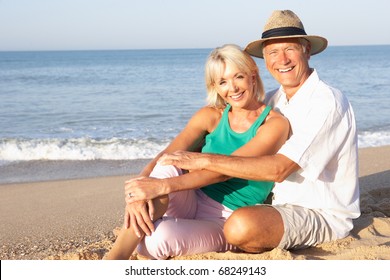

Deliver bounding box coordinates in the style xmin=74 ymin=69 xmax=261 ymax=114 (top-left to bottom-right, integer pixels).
xmin=127 ymin=10 xmax=360 ymax=253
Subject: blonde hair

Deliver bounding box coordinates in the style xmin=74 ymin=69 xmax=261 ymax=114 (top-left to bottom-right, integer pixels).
xmin=205 ymin=44 xmax=264 ymax=108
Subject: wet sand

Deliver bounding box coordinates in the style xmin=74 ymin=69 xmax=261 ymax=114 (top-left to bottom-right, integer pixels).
xmin=1 ymin=146 xmax=389 ymax=260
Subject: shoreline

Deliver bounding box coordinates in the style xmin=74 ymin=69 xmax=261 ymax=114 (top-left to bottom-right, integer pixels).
xmin=1 ymin=145 xmax=389 ymax=260
xmin=1 ymin=144 xmax=389 ymax=185
xmin=0 ymin=159 xmax=151 ymax=185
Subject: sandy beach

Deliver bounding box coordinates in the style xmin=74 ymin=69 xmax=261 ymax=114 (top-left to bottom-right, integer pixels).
xmin=1 ymin=146 xmax=389 ymax=260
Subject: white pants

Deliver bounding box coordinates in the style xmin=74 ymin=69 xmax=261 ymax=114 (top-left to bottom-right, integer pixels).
xmin=137 ymin=164 xmax=236 ymax=259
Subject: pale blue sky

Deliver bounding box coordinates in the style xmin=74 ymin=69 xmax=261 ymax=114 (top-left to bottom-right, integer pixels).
xmin=1 ymin=0 xmax=389 ymax=51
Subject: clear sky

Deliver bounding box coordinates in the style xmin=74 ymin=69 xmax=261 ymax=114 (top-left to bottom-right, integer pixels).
xmin=1 ymin=0 xmax=389 ymax=51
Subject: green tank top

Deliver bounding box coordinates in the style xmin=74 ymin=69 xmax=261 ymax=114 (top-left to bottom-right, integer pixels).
xmin=201 ymin=104 xmax=274 ymax=210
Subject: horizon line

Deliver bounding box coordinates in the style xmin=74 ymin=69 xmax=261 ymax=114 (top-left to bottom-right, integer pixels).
xmin=1 ymin=43 xmax=389 ymax=53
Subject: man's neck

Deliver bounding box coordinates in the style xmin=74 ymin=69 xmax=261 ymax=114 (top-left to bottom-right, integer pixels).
xmin=282 ymin=68 xmax=314 ymax=101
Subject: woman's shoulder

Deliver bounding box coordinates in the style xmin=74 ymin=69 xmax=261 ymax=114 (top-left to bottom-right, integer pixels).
xmin=193 ymin=106 xmax=224 ymax=131
xmin=265 ymin=107 xmax=289 ymax=127
xmin=196 ymin=105 xmax=224 ymax=117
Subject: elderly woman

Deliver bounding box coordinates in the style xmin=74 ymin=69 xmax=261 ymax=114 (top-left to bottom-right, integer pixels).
xmin=105 ymin=44 xmax=289 ymax=260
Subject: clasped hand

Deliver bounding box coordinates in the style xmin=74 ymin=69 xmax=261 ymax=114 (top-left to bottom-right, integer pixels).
xmin=123 ymin=176 xmax=164 ymax=237
xmin=122 ymin=152 xmax=206 ymax=238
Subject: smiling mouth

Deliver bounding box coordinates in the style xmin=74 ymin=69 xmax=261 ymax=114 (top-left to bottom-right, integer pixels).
xmin=278 ymin=66 xmax=294 ymax=73
xmin=230 ymin=92 xmax=244 ymax=100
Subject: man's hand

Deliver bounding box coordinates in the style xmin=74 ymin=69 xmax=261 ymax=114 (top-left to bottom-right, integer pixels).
xmin=157 ymin=151 xmax=209 ymax=171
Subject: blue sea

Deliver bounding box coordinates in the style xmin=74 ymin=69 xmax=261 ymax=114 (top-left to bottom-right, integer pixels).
xmin=1 ymin=46 xmax=389 ymax=183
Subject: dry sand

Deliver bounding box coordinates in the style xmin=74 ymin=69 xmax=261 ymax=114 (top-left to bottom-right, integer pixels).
xmin=1 ymin=146 xmax=389 ymax=260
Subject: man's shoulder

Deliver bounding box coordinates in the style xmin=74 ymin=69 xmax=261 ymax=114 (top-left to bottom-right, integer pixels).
xmin=315 ymin=79 xmax=351 ymax=111
xmin=313 ymin=70 xmax=344 ymax=97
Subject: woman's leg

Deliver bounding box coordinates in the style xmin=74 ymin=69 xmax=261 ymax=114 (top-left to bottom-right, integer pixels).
xmin=105 ymin=164 xmax=185 ymax=260
xmin=104 ymin=195 xmax=169 ymax=260
xmin=137 ymin=190 xmax=236 ymax=259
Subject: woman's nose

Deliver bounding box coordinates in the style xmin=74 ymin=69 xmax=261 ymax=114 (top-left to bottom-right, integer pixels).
xmin=228 ymin=81 xmax=238 ymax=92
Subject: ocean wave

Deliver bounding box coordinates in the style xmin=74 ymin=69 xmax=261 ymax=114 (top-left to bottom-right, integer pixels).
xmin=358 ymin=130 xmax=390 ymax=148
xmin=0 ymin=130 xmax=389 ymax=162
xmin=0 ymin=138 xmax=168 ymax=161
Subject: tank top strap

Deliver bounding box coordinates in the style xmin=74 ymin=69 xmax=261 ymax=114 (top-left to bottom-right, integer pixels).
xmin=221 ymin=104 xmax=231 ymax=120
xmin=251 ymin=105 xmax=272 ymax=130
xmin=220 ymin=104 xmax=271 ymax=135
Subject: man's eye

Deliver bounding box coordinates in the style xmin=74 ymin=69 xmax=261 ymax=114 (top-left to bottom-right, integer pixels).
xmin=268 ymin=51 xmax=277 ymax=56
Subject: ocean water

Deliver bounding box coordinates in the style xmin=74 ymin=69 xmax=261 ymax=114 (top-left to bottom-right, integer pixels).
xmin=1 ymin=46 xmax=389 ymax=182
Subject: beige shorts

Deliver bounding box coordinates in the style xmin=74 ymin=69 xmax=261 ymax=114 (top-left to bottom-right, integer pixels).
xmin=272 ymin=204 xmax=336 ymax=250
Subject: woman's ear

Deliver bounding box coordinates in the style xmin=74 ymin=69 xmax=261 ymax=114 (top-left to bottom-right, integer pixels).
xmin=252 ymin=73 xmax=256 ymax=84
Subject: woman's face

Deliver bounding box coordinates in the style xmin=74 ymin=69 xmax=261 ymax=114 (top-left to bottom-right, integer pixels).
xmin=214 ymin=62 xmax=256 ymax=108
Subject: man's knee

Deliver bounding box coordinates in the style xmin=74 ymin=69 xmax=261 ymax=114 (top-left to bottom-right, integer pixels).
xmin=224 ymin=207 xmax=253 ymax=246
xmin=224 ymin=206 xmax=284 ymax=253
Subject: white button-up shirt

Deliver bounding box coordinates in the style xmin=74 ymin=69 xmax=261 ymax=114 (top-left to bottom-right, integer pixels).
xmin=265 ymin=69 xmax=360 ymax=238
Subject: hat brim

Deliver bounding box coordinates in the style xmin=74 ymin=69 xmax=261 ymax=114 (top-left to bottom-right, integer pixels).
xmin=245 ymin=35 xmax=328 ymax=58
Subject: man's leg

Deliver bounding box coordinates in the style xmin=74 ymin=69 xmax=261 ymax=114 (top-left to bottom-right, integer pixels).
xmin=225 ymin=204 xmax=336 ymax=253
xmin=223 ymin=205 xmax=284 ymax=253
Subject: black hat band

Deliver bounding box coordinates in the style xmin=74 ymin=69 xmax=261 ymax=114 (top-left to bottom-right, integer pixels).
xmin=262 ymin=27 xmax=307 ymax=39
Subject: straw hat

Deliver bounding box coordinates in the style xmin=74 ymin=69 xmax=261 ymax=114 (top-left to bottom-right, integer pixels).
xmin=245 ymin=10 xmax=328 ymax=58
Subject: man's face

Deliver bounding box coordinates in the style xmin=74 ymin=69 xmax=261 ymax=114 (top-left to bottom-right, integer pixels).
xmin=263 ymin=38 xmax=311 ymax=97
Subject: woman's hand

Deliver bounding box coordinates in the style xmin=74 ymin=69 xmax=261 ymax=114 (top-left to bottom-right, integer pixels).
xmin=123 ymin=199 xmax=155 ymax=238
xmin=125 ymin=176 xmax=166 ymax=203
xmin=123 ymin=176 xmax=166 ymax=237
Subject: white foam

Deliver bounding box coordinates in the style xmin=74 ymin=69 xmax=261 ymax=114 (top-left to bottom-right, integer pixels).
xmin=1 ymin=130 xmax=389 ymax=162
xmin=358 ymin=130 xmax=390 ymax=148
xmin=0 ymin=138 xmax=168 ymax=161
